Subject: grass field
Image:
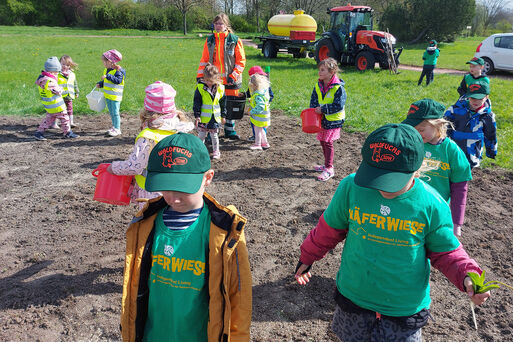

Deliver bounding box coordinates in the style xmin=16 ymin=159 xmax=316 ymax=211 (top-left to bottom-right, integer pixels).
xmin=0 ymin=26 xmax=511 ymax=168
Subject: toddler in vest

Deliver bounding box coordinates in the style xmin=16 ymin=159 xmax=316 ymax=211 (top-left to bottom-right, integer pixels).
xmin=193 ymin=64 xmax=226 ymax=160
xmin=247 ymin=73 xmax=271 ymax=150
xmin=34 ymin=56 xmax=79 ymax=140
xmin=107 ymin=81 xmax=194 ymax=209
xmin=53 ymin=55 xmax=80 ymax=129
xmin=402 ymin=99 xmax=472 ymax=236
xmin=310 ymin=57 xmax=346 ymax=181
xmin=96 ymin=49 xmax=125 ymax=137
xmin=246 ymin=65 xmax=274 ymax=142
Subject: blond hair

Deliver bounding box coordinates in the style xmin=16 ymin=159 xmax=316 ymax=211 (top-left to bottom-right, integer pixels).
xmin=139 ymin=108 xmax=186 ymax=130
xmin=423 ymin=118 xmax=453 ymax=140
xmin=60 ymin=55 xmax=78 ymax=70
xmin=318 ymin=57 xmax=339 ymax=74
xmin=213 ymin=13 xmax=233 ymax=33
xmin=248 ymin=74 xmax=270 ymax=93
xmin=203 ymin=63 xmax=223 ymax=85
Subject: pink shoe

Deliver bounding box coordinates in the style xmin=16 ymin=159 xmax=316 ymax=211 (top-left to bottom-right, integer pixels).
xmin=314 ymin=165 xmax=326 ymax=172
xmin=212 ymin=151 xmax=221 ymax=160
xmin=249 ymin=144 xmax=263 ymax=150
xmin=317 ymin=169 xmax=334 ymax=181
xmin=261 ymin=143 xmax=270 ymax=150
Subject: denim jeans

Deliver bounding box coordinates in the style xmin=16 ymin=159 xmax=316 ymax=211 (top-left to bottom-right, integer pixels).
xmin=106 ymin=98 xmax=121 ymax=129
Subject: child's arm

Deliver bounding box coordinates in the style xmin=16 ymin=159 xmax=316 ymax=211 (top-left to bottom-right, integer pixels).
xmin=105 ymin=68 xmax=125 ymax=85
xmin=220 ymin=94 xmax=227 ymax=118
xmin=457 ymin=77 xmax=467 ymax=96
xmin=449 ymin=181 xmax=468 ymax=231
xmin=108 ymin=138 xmax=155 ymax=175
xmin=319 ymin=86 xmax=346 ymax=116
xmin=248 ymin=94 xmax=266 ymax=115
xmin=483 ymin=111 xmax=498 ymax=159
xmin=268 ymin=87 xmax=274 ymax=103
xmin=193 ymin=88 xmax=202 ymax=118
xmin=48 ymin=79 xmax=63 ymax=95
xmin=74 ymin=77 xmax=79 ymax=98
xmin=309 ymin=87 xmax=319 ymax=108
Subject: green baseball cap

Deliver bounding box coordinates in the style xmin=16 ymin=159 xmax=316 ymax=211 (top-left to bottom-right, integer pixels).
xmin=429 ymin=40 xmax=437 ymax=46
xmin=402 ymin=99 xmax=446 ymax=127
xmin=355 ymin=124 xmax=424 ymax=192
xmin=466 ymin=57 xmax=484 ymax=66
xmin=145 ymin=133 xmax=211 ymax=193
xmin=466 ymin=81 xmax=490 ymax=99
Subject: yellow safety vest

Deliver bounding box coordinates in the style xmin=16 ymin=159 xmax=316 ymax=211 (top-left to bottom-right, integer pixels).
xmin=134 ymin=128 xmax=176 ymax=189
xmin=249 ymin=91 xmax=270 ymax=127
xmin=102 ymin=68 xmax=124 ymax=101
xmin=58 ymin=71 xmax=76 ymax=99
xmin=38 ymin=79 xmax=67 ymax=114
xmin=197 ymin=83 xmax=225 ymax=124
xmin=315 ymin=83 xmax=345 ymax=121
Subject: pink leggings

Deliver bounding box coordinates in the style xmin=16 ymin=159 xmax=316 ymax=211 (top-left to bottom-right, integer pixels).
xmin=320 ymin=141 xmax=334 ymax=169
xmin=38 ymin=111 xmax=70 ymax=134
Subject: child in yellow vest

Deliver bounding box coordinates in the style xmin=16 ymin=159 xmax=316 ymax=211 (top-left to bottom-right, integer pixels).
xmin=107 ymin=81 xmax=194 ymax=209
xmin=34 ymin=56 xmax=79 ymax=140
xmin=193 ymin=64 xmax=226 ymax=160
xmin=53 ymin=55 xmax=80 ymax=129
xmin=96 ymin=49 xmax=125 ymax=137
xmin=247 ymin=73 xmax=271 ymax=150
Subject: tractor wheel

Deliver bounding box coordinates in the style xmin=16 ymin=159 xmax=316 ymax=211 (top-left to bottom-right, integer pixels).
xmin=314 ymin=38 xmax=339 ymax=63
xmin=355 ymin=51 xmax=375 ymax=71
xmin=263 ymin=41 xmax=278 ymax=59
xmin=482 ymin=57 xmax=495 ymax=74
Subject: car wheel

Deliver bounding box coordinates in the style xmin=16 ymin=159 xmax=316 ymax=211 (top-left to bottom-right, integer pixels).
xmin=355 ymin=51 xmax=375 ymax=71
xmin=263 ymin=41 xmax=278 ymax=59
xmin=482 ymin=57 xmax=494 ymax=74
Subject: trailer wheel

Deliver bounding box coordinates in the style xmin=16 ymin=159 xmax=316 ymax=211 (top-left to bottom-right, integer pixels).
xmin=263 ymin=41 xmax=278 ymax=59
xmin=355 ymin=51 xmax=375 ymax=71
xmin=314 ymin=39 xmax=338 ymax=63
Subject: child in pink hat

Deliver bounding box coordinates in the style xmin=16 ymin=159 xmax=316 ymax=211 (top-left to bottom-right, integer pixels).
xmin=96 ymin=49 xmax=126 ymax=137
xmin=246 ymin=65 xmax=273 ymax=142
xmin=106 ymin=81 xmax=194 ymax=209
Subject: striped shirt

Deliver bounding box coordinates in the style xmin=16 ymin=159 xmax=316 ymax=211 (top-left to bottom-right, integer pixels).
xmin=162 ymin=207 xmax=202 ymax=230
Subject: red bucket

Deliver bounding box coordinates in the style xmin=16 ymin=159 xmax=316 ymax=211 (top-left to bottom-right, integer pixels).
xmin=300 ymin=108 xmax=322 ymax=133
xmin=92 ymin=163 xmax=134 ymax=205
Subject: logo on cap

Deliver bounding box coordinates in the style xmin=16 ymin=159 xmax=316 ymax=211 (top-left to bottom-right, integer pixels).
xmin=408 ymin=104 xmax=419 ymax=115
xmin=158 ymin=146 xmax=192 ymax=167
xmin=469 ymin=84 xmax=481 ymax=92
xmin=370 ymin=143 xmax=401 ymax=163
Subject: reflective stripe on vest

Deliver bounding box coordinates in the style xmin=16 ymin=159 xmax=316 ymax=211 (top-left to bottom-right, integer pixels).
xmin=315 ymin=83 xmax=345 ymax=121
xmin=134 ymin=128 xmax=176 ymax=189
xmin=103 ymin=68 xmax=124 ymax=101
xmin=249 ymin=91 xmax=270 ymax=127
xmin=197 ymin=84 xmax=225 ymax=124
xmin=58 ymin=72 xmax=76 ymax=99
xmin=39 ymin=80 xmax=66 ymax=114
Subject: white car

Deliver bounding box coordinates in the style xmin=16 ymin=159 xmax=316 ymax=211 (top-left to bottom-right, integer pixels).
xmin=474 ymin=33 xmax=513 ymax=74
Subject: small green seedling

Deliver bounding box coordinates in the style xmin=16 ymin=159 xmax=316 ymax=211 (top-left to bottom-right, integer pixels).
xmin=466 ymin=270 xmax=513 ymax=330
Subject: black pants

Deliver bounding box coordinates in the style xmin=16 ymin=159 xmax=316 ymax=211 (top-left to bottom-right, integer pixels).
xmin=418 ymin=65 xmax=435 ymax=85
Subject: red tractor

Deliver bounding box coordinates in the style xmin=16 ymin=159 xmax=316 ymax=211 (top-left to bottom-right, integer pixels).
xmin=314 ymin=5 xmax=402 ymax=71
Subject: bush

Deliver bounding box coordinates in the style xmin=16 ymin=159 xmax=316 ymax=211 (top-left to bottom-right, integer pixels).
xmin=230 ymin=15 xmax=257 ymax=33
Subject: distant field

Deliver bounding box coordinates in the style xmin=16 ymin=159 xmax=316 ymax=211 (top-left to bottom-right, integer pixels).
xmin=0 ymin=26 xmax=511 ymax=168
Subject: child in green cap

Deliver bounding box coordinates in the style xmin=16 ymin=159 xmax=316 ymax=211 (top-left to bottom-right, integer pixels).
xmin=120 ymin=132 xmax=252 ymax=342
xmin=402 ymin=98 xmax=472 ymax=236
xmin=445 ymin=81 xmax=497 ymax=168
xmin=295 ymin=123 xmax=490 ymax=341
xmin=418 ymin=40 xmax=440 ymax=86
xmin=457 ymin=57 xmax=490 ymax=98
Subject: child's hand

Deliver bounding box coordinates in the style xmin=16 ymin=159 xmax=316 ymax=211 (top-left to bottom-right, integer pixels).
xmin=75 ymin=94 xmax=79 ymax=98
xmin=195 ymin=117 xmax=200 ymax=127
xmin=315 ymin=107 xmax=322 ymax=114
xmin=96 ymin=83 xmax=100 ymax=88
xmin=294 ymin=263 xmax=312 ymax=285
xmin=101 ymin=75 xmax=106 ymax=80
xmin=464 ymin=276 xmax=491 ymax=306
xmin=222 ymin=118 xmax=226 ymax=124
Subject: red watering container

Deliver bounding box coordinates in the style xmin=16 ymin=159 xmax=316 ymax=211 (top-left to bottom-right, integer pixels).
xmin=92 ymin=163 xmax=134 ymax=205
xmin=300 ymin=108 xmax=322 ymax=133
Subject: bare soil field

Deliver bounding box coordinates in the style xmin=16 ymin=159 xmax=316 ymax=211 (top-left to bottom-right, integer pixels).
xmin=0 ymin=112 xmax=512 ymax=342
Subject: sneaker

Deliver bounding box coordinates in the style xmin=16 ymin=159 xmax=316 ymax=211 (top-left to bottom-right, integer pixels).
xmin=314 ymin=165 xmax=326 ymax=172
xmin=454 ymin=225 xmax=462 ymax=237
xmin=34 ymin=131 xmax=47 ymax=141
xmin=106 ymin=128 xmax=121 ymax=137
xmin=248 ymin=136 xmax=255 ymax=142
xmin=261 ymin=143 xmax=270 ymax=150
xmin=227 ymin=134 xmax=240 ymax=140
xmin=64 ymin=131 xmax=80 ymax=139
xmin=249 ymin=144 xmax=263 ymax=150
xmin=50 ymin=122 xmax=60 ymax=129
xmin=212 ymin=151 xmax=221 ymax=160
xmin=317 ymin=169 xmax=334 ymax=182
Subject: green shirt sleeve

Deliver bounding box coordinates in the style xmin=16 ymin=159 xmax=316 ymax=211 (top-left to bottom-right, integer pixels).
xmin=323 ymin=176 xmax=352 ymax=230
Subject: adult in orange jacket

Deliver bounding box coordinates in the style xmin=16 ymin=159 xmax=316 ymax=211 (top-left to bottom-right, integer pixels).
xmin=197 ymin=13 xmax=246 ymax=139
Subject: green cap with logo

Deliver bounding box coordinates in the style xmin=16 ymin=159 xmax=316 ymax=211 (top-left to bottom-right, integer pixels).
xmin=466 ymin=80 xmax=490 ymax=99
xmin=402 ymin=98 xmax=446 ymax=127
xmin=145 ymin=133 xmax=211 ymax=193
xmin=355 ymin=123 xmax=424 ymax=192
xmin=466 ymin=57 xmax=484 ymax=66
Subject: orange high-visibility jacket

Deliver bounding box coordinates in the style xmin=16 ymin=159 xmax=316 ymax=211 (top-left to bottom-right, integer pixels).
xmin=120 ymin=192 xmax=252 ymax=342
xmin=197 ymin=32 xmax=246 ymax=89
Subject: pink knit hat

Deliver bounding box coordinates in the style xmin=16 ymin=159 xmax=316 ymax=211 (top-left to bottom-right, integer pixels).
xmin=103 ymin=49 xmax=122 ymax=63
xmin=248 ymin=66 xmax=266 ymax=76
xmin=144 ymin=81 xmax=176 ymax=114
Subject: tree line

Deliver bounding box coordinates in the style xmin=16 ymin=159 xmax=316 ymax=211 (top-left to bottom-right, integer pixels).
xmin=0 ymin=0 xmax=511 ymax=41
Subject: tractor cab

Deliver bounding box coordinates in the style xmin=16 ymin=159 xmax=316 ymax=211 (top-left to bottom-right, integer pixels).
xmin=329 ymin=5 xmax=373 ymax=49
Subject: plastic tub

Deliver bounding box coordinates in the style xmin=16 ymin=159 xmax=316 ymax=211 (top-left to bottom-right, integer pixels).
xmin=92 ymin=163 xmax=133 ymax=205
xmin=300 ymin=108 xmax=322 ymax=133
xmin=225 ymin=93 xmax=246 ymax=120
xmin=86 ymin=87 xmax=106 ymax=112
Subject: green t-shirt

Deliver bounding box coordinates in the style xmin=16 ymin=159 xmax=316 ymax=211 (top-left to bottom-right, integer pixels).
xmin=420 ymin=138 xmax=472 ymax=201
xmin=464 ymin=74 xmax=490 ymax=87
xmin=324 ymin=174 xmax=460 ymax=316
xmin=143 ymin=204 xmax=211 ymax=342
